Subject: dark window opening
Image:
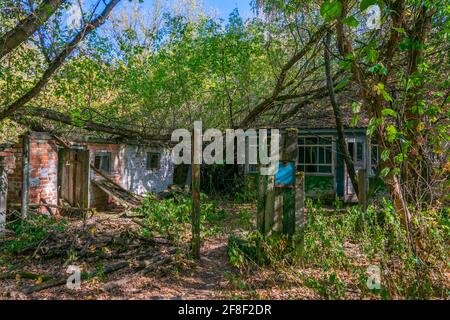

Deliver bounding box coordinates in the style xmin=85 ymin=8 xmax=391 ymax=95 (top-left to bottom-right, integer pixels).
xmin=147 ymin=152 xmax=161 ymax=170
xmin=94 ymin=153 xmax=111 ymax=173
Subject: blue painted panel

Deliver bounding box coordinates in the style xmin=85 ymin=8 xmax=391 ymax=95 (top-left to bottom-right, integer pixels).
xmin=275 ymin=161 xmax=295 ymax=186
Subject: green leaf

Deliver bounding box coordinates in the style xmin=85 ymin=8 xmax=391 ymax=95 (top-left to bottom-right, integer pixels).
xmin=386 ymin=125 xmax=398 ymax=142
xmin=394 ymin=153 xmax=405 ymax=164
xmin=364 ymin=47 xmax=379 ymax=63
xmin=342 ymin=16 xmax=359 ymax=28
xmin=393 ymin=27 xmax=406 ymax=34
xmin=320 ymin=1 xmax=343 ymax=21
xmin=374 ymin=83 xmax=393 ymax=102
xmin=360 ymin=0 xmax=379 ymax=11
xmin=335 ymin=77 xmax=349 ymax=90
xmin=352 ymin=102 xmax=361 ymax=113
xmin=351 ymin=114 xmax=361 ymax=127
xmin=381 ymin=149 xmax=390 ymax=161
xmin=369 ymin=63 xmax=388 ymax=75
xmin=381 ymin=108 xmax=397 ymax=117
xmin=380 ymin=167 xmax=390 ymax=177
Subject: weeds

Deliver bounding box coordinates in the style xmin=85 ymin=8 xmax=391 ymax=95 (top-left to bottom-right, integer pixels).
xmin=134 ymin=193 xmax=227 ymax=243
xmin=2 ymin=214 xmax=66 ymax=254
xmin=227 ymin=199 xmax=449 ymax=299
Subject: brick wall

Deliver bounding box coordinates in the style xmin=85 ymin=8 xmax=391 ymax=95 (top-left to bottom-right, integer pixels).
xmin=5 ymin=132 xmax=58 ymax=211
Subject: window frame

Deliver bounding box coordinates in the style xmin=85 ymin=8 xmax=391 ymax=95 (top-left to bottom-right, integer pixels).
xmin=94 ymin=152 xmax=112 ymax=173
xmin=146 ymin=151 xmax=161 ymax=171
xmin=298 ymin=135 xmax=335 ymax=176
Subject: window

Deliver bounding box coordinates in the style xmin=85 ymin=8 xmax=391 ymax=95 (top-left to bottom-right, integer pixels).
xmin=146 ymin=152 xmax=161 ymax=170
xmin=94 ymin=152 xmax=111 ymax=172
xmin=370 ymin=142 xmax=380 ymax=176
xmin=298 ymin=136 xmax=333 ymax=175
xmin=347 ymin=141 xmax=364 ymax=162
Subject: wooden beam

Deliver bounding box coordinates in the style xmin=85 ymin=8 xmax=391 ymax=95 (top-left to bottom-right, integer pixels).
xmin=0 ymin=158 xmax=7 ymax=236
xmin=295 ymin=172 xmax=306 ymax=228
xmin=21 ymin=134 xmax=30 ymax=219
xmin=257 ymin=173 xmax=266 ymax=234
xmin=191 ymin=128 xmax=201 ymax=260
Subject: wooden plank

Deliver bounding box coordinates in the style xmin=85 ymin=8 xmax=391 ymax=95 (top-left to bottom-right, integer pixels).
xmin=21 ymin=134 xmax=30 ymax=219
xmin=282 ymin=188 xmax=295 ymax=235
xmin=191 ymin=127 xmax=201 ymax=260
xmin=58 ymin=149 xmax=69 ymax=205
xmin=256 ymin=173 xmax=266 ymax=234
xmin=295 ymin=172 xmax=306 ymax=228
xmin=273 ymin=188 xmax=284 ymax=233
xmin=0 ymin=159 xmax=7 ymax=235
xmin=80 ymin=150 xmax=90 ymax=209
xmin=277 ymin=128 xmax=298 ymax=235
xmin=264 ymin=175 xmax=275 ymax=236
xmin=191 ymin=162 xmax=201 ymax=260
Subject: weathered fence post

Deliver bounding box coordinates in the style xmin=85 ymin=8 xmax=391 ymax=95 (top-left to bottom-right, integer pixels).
xmin=0 ymin=157 xmax=8 ymax=236
xmin=294 ymin=171 xmax=306 ymax=264
xmin=256 ymin=172 xmax=266 ymax=234
xmin=21 ymin=134 xmax=30 ymax=220
xmin=191 ymin=126 xmax=201 ymax=260
xmin=295 ymin=172 xmax=305 ymax=228
xmin=358 ymin=169 xmax=368 ymax=212
xmin=264 ymin=175 xmax=275 ymax=236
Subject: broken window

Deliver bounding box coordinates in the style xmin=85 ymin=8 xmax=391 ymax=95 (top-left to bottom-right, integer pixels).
xmin=298 ymin=136 xmax=333 ymax=175
xmin=94 ymin=153 xmax=111 ymax=172
xmin=146 ymin=152 xmax=161 ymax=171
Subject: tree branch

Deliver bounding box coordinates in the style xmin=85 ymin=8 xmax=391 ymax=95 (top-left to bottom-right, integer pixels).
xmin=0 ymin=0 xmax=121 ymax=121
xmin=0 ymin=0 xmax=64 ymax=60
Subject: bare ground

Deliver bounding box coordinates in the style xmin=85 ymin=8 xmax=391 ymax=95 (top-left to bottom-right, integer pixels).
xmin=1 ymin=202 xmax=436 ymax=300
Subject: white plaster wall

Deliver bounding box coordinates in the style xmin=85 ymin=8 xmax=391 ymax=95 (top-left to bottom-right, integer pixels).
xmin=123 ymin=146 xmax=174 ymax=195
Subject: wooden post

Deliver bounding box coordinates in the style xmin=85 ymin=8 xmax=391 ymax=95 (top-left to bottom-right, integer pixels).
xmin=191 ymin=126 xmax=201 ymax=260
xmin=294 ymin=171 xmax=306 ymax=264
xmin=256 ymin=173 xmax=266 ymax=234
xmin=358 ymin=169 xmax=367 ymax=212
xmin=264 ymin=175 xmax=275 ymax=236
xmin=295 ymin=172 xmax=306 ymax=228
xmin=0 ymin=157 xmax=8 ymax=236
xmin=21 ymin=134 xmax=30 ymax=220
xmin=282 ymin=129 xmax=298 ymax=235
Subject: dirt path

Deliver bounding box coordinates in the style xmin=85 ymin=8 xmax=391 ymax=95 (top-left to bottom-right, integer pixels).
xmin=0 ymin=210 xmax=240 ymax=300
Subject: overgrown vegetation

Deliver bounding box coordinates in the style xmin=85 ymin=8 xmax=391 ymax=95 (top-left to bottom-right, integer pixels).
xmin=227 ymin=200 xmax=449 ymax=299
xmin=134 ymin=193 xmax=227 ymax=244
xmin=2 ymin=214 xmax=66 ymax=254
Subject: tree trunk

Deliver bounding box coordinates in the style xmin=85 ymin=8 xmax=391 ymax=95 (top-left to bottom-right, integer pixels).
xmin=323 ymin=32 xmax=359 ymax=197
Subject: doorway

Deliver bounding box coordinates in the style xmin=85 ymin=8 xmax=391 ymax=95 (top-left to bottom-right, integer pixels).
xmin=58 ymin=149 xmax=89 ymax=208
xmin=344 ymin=137 xmax=366 ymax=202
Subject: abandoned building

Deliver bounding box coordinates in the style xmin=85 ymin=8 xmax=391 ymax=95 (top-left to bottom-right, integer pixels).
xmin=245 ymin=104 xmax=384 ymax=202
xmin=0 ymin=131 xmax=174 ymax=213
